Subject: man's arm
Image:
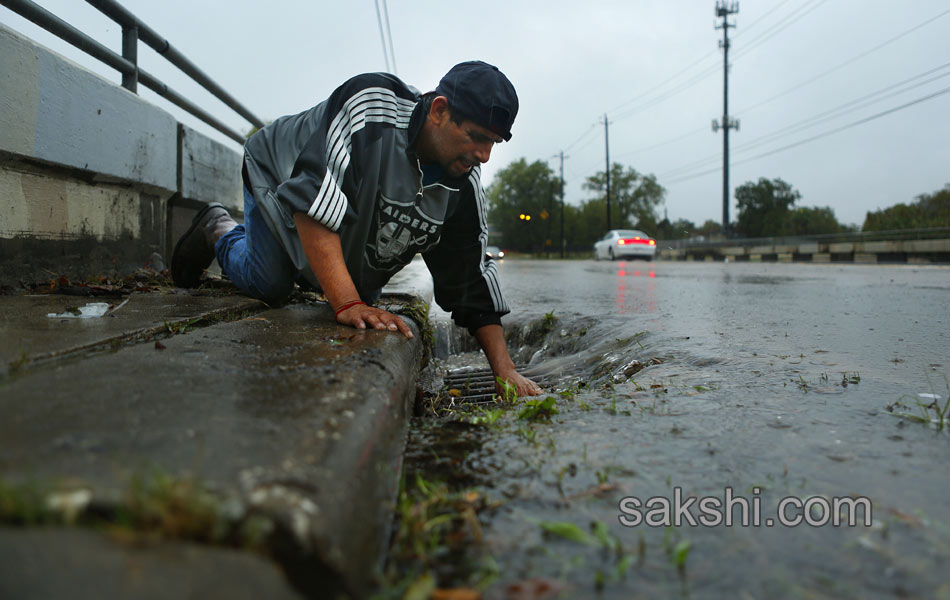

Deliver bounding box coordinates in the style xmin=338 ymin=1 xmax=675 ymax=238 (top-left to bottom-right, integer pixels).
xmin=474 ymin=323 xmax=542 ymax=397
xmin=294 ymin=212 xmax=413 ymax=338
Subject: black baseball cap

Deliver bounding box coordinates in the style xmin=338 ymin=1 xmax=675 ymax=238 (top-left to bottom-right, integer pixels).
xmin=435 ymin=61 xmax=519 ymax=141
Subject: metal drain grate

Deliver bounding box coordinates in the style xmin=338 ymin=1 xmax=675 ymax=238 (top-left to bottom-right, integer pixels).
xmin=442 ymin=366 xmax=551 ymax=404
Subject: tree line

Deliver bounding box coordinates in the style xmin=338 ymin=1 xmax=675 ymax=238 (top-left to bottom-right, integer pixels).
xmin=863 ymin=185 xmax=950 ymax=232
xmin=486 ymin=158 xmax=949 ymax=252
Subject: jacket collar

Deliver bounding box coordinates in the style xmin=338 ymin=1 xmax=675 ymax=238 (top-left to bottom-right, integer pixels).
xmin=407 ymin=97 xmax=428 ymax=153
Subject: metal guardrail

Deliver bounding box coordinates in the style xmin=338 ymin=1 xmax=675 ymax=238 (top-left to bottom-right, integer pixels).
xmin=0 ymin=0 xmax=264 ymax=143
xmin=657 ymin=227 xmax=950 ymax=250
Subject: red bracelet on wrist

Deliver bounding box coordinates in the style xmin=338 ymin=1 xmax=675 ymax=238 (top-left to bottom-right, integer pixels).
xmin=334 ymin=300 xmax=366 ymax=316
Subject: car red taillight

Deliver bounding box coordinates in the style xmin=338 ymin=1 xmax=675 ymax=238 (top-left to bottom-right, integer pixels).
xmin=618 ymin=238 xmax=655 ymax=245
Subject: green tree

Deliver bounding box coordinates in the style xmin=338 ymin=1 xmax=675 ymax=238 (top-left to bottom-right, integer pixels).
xmin=575 ymin=197 xmax=608 ymax=247
xmin=919 ymin=185 xmax=950 ymax=225
xmin=698 ymin=219 xmax=722 ymax=237
xmin=582 ymin=163 xmax=665 ymax=235
xmin=655 ymin=218 xmax=697 ymax=240
xmin=735 ymin=178 xmax=848 ymax=237
xmin=486 ymin=158 xmax=561 ymax=252
xmin=787 ymin=206 xmax=845 ymax=235
xmin=862 ymin=184 xmax=950 ymax=231
xmin=560 ymin=202 xmax=586 ymax=252
xmin=735 ymin=177 xmax=800 ymax=237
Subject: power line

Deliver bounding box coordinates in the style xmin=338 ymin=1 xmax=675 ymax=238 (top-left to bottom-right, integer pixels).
xmin=662 ymin=166 xmax=722 ymax=186
xmin=639 ymin=8 xmax=950 ymax=181
xmin=557 ymin=2 xmax=950 ymax=203
xmin=373 ymin=0 xmax=396 ymax=74
xmin=731 ymin=0 xmax=832 ymax=61
xmin=662 ymin=84 xmax=950 ymax=185
xmin=559 ymin=0 xmax=829 ymax=162
xmin=562 ymin=60 xmax=723 ymax=160
xmin=570 ymin=132 xmax=601 ymax=157
xmin=736 ymin=64 xmax=950 ymax=154
xmin=381 ymin=0 xmax=397 ymax=74
xmin=735 ymin=85 xmax=950 ymax=165
xmin=612 ymin=63 xmax=721 ymax=123
xmin=611 ymin=0 xmax=832 ymax=124
xmin=561 ymin=0 xmax=832 ymax=202
xmin=612 ymin=125 xmax=708 ymax=160
xmin=563 ymin=122 xmax=599 ymax=153
xmin=659 ymin=61 xmax=950 ymax=179
xmin=736 ymin=6 xmax=950 ymax=115
xmin=607 ymin=52 xmax=719 ymax=116
xmin=733 ymin=0 xmax=797 ymax=36
xmin=607 ymin=0 xmax=806 ymax=118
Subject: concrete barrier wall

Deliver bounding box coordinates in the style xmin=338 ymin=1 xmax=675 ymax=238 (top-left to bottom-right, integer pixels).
xmin=0 ymin=23 xmax=243 ymax=285
xmin=658 ymin=236 xmax=950 ymax=264
xmin=179 ymin=124 xmax=243 ymax=213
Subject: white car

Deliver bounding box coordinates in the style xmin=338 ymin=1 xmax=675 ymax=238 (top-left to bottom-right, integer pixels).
xmin=485 ymin=245 xmax=505 ymax=260
xmin=593 ymin=229 xmax=656 ymax=261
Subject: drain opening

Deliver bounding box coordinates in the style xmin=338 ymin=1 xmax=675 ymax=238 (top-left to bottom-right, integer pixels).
xmin=440 ymin=366 xmax=554 ymax=404
xmin=418 ymin=311 xmax=644 ymax=415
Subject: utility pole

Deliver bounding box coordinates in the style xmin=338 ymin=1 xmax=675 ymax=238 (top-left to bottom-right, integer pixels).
xmin=546 ymin=181 xmax=553 ymax=259
xmin=712 ymin=1 xmax=739 ymax=238
xmin=559 ymin=151 xmax=566 ymax=258
xmin=604 ymin=114 xmax=611 ymax=231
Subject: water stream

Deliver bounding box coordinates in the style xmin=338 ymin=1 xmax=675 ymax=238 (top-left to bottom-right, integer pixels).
xmin=394 ymin=260 xmax=949 ymax=599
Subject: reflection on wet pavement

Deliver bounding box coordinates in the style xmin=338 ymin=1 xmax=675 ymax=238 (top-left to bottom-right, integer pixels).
xmin=397 ymin=260 xmax=950 ymax=599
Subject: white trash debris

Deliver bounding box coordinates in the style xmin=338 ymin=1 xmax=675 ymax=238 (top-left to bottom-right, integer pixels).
xmin=918 ymin=393 xmax=943 ymax=401
xmin=46 ymin=488 xmax=92 ymax=522
xmin=47 ymin=302 xmax=111 ymax=319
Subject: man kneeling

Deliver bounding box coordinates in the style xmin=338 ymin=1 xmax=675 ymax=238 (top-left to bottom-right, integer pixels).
xmin=171 ymin=61 xmax=540 ymax=397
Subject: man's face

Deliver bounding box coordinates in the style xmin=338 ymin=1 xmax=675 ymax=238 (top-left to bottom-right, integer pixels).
xmin=422 ymin=98 xmax=504 ymax=177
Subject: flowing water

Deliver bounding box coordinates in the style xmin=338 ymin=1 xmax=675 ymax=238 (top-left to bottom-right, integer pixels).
xmin=397 ymin=259 xmax=950 ymax=599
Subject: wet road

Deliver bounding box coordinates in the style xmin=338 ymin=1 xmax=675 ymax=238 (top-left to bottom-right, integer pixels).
xmin=411 ymin=259 xmax=950 ymax=599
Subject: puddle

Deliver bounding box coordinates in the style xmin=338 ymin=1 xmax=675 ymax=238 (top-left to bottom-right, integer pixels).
xmin=46 ymin=302 xmax=112 ymax=319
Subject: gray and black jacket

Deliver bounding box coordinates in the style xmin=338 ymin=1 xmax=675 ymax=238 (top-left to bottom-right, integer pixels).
xmin=242 ymin=72 xmax=509 ymax=332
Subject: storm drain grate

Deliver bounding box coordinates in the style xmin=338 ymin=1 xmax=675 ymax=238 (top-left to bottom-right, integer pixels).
xmin=442 ymin=366 xmax=552 ymax=404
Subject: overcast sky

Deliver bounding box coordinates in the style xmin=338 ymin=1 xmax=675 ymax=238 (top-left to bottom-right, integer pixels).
xmin=5 ymin=0 xmax=948 ymax=228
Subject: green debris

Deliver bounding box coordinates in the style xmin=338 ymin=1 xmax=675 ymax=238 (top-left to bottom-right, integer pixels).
xmin=120 ymin=469 xmax=228 ymax=543
xmin=539 ymin=520 xmax=598 ymax=546
xmin=384 ymin=474 xmax=497 ymax=594
xmin=391 ymin=297 xmax=434 ymax=362
xmin=886 ymin=377 xmax=950 ymax=431
xmin=496 ymin=377 xmax=519 ymax=404
xmin=0 ymin=470 xmax=269 ymax=552
xmin=468 ymin=406 xmax=505 ymax=427
xmin=672 ymin=539 xmax=692 ymax=570
xmin=517 ymin=396 xmax=559 ymax=421
xmin=401 ymin=572 xmax=436 ymax=600
xmin=0 ymin=480 xmax=56 ymax=525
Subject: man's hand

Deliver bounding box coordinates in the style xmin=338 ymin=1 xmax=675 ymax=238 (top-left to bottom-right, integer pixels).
xmin=293 ymin=213 xmax=413 ymax=340
xmin=474 ymin=324 xmax=543 ymax=398
xmin=336 ymin=302 xmax=414 ymax=339
xmin=495 ymin=367 xmax=542 ymax=399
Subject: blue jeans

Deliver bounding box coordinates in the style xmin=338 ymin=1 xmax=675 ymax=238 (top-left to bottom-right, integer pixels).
xmin=214 ymin=187 xmax=298 ymax=304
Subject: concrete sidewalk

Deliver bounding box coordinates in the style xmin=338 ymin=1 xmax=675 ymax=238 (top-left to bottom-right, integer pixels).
xmin=0 ymin=263 xmax=434 ymax=600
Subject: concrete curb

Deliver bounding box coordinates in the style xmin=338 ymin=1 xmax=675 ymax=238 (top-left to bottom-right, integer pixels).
xmin=0 ymin=528 xmax=305 ymax=600
xmin=0 ymin=279 xmax=431 ymax=598
xmin=1 ymin=293 xmax=267 ymax=376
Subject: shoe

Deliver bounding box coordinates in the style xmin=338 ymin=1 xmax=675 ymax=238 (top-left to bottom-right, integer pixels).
xmin=171 ymin=203 xmax=237 ymax=288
